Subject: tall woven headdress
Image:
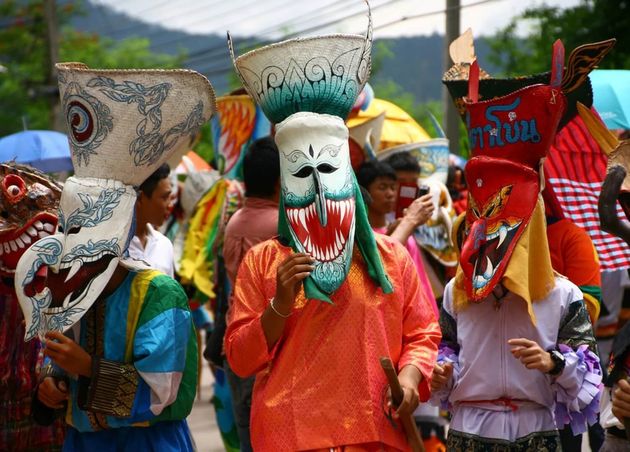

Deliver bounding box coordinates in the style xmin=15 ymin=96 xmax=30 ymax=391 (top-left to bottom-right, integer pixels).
xmin=16 ymin=63 xmax=216 ymax=340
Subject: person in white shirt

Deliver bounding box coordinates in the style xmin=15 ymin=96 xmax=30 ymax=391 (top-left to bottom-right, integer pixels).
xmin=128 ymin=163 xmax=175 ymax=277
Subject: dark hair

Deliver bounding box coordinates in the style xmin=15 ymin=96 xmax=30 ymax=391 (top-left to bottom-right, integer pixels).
xmin=243 ymin=136 xmax=280 ymax=198
xmin=384 ymin=151 xmax=421 ymax=173
xmin=356 ymin=160 xmax=397 ymax=190
xmin=139 ymin=163 xmax=170 ymax=197
xmin=447 ymin=165 xmax=466 ymax=188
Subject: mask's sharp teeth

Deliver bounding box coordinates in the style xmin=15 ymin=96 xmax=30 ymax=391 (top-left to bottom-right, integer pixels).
xmin=43 ymin=223 xmax=54 ymax=233
xmin=9 ymin=240 xmax=17 ymax=252
xmin=335 ymin=231 xmax=342 ymax=251
xmin=65 ymin=260 xmax=82 ymax=283
xmin=62 ymin=291 xmax=73 ymax=308
xmin=27 ymin=226 xmax=37 ymax=237
xmin=483 ymin=256 xmax=494 ymax=279
xmin=21 ymin=233 xmax=31 ymax=245
xmin=340 ymin=200 xmax=346 ymax=223
xmin=34 ymin=221 xmax=44 ymax=230
xmin=16 ymin=237 xmax=25 ymax=248
xmin=38 ymin=231 xmax=48 ymax=239
xmin=498 ymin=225 xmax=507 ymax=248
xmin=474 ymin=275 xmax=487 ymax=289
xmin=298 ymin=208 xmax=307 ymax=231
xmin=325 ymin=247 xmax=331 ymax=261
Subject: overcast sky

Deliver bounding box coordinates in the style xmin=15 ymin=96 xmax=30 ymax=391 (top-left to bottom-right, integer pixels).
xmin=92 ymin=0 xmax=582 ymax=39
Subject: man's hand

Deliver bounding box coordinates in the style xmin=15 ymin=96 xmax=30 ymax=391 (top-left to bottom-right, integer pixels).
xmin=273 ymin=253 xmax=314 ymax=316
xmin=37 ymin=377 xmax=68 ymax=409
xmin=508 ymin=338 xmax=554 ymax=373
xmin=44 ymin=331 xmax=92 ymax=377
xmin=430 ymin=362 xmax=453 ymax=392
xmin=613 ymin=378 xmax=630 ymax=420
xmin=402 ymin=194 xmax=435 ymax=227
xmin=388 ymin=365 xmax=421 ymax=419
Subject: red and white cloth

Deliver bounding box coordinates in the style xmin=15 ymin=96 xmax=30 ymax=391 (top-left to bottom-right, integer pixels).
xmin=545 ymin=112 xmax=630 ymax=272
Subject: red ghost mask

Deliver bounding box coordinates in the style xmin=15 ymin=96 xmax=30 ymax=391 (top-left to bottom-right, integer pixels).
xmin=460 ymin=157 xmax=540 ymax=301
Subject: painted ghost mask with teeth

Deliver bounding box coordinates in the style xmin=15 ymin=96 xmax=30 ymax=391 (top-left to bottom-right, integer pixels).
xmin=275 ymin=112 xmax=356 ymax=294
xmin=15 ymin=63 xmax=216 ymax=340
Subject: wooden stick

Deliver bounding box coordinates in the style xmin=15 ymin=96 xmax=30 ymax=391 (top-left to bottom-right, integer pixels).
xmin=380 ymin=357 xmax=425 ymax=452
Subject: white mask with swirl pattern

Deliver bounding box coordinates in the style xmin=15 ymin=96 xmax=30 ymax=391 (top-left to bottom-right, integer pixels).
xmin=275 ymin=113 xmax=356 ymax=294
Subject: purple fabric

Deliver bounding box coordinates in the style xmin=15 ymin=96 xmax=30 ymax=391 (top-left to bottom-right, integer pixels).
xmin=554 ymin=343 xmax=603 ymax=435
xmin=438 ymin=345 xmax=459 ymax=364
xmin=432 ymin=344 xmax=460 ymax=410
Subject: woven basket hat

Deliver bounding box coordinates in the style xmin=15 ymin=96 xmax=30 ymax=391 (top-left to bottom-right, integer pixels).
xmin=377 ymin=139 xmax=450 ymax=184
xmin=57 ymin=62 xmax=216 ymax=185
xmin=15 ymin=64 xmax=216 ymax=341
xmin=228 ymin=1 xmax=372 ymax=124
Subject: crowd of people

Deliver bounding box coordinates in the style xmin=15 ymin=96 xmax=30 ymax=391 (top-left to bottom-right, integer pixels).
xmin=1 ymin=4 xmax=629 ymax=452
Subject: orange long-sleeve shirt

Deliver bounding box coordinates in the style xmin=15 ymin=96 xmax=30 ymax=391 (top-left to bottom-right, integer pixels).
xmin=225 ymin=234 xmax=441 ymax=451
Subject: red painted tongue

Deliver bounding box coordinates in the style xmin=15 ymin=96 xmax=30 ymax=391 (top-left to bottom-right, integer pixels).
xmin=24 ymin=265 xmax=48 ymax=297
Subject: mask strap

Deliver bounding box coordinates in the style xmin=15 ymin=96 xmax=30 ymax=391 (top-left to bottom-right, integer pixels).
xmin=550 ymin=39 xmax=565 ymax=88
xmin=468 ymin=60 xmax=479 ymax=103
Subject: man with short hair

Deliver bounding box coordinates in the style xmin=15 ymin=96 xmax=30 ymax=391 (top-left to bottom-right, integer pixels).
xmin=223 ymin=136 xmax=280 ymax=452
xmin=128 ymin=163 xmax=175 ymax=277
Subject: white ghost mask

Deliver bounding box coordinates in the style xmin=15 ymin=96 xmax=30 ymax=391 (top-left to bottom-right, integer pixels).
xmin=275 ymin=112 xmax=356 ymax=294
xmin=16 ymin=177 xmax=137 ymax=340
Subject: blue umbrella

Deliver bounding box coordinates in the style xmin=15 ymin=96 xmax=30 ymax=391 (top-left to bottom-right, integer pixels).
xmin=590 ymin=69 xmax=630 ymax=130
xmin=0 ymin=130 xmax=73 ymax=173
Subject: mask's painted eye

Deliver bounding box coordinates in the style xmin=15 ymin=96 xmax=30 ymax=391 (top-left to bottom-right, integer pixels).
xmin=7 ymin=185 xmax=20 ymax=196
xmin=68 ymin=226 xmax=81 ymax=235
xmin=316 ymin=163 xmax=337 ymax=174
xmin=293 ymin=166 xmax=314 ymax=178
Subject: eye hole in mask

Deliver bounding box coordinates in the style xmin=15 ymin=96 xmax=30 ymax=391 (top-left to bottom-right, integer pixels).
xmin=316 ymin=163 xmax=337 ymax=174
xmin=294 ymin=166 xmax=314 ymax=178
xmin=58 ymin=225 xmax=81 ymax=235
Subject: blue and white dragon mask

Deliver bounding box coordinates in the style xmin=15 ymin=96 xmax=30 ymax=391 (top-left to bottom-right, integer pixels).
xmin=15 ymin=63 xmax=216 ymax=340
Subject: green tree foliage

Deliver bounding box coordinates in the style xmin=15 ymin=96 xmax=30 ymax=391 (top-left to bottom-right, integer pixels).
xmin=371 ymin=41 xmax=470 ymax=155
xmin=488 ymin=0 xmax=630 ymax=76
xmin=0 ymin=0 xmax=183 ymax=136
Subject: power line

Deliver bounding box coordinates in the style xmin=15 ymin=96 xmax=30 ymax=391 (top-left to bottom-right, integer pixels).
xmin=191 ymin=0 xmax=505 ymax=78
xmin=95 ymin=0 xmax=297 ymax=41
xmin=146 ymin=0 xmax=320 ymax=49
xmin=373 ymin=0 xmax=503 ymax=31
xmin=184 ymin=0 xmax=400 ymax=67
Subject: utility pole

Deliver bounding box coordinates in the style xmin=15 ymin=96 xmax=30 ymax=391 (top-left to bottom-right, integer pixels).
xmin=44 ymin=0 xmax=64 ymax=131
xmin=443 ymin=0 xmax=460 ymax=155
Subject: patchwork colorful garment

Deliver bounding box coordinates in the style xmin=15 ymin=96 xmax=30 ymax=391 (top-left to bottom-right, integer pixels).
xmin=60 ymin=270 xmax=197 ymax=450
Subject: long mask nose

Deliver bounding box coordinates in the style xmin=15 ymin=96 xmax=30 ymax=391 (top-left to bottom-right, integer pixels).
xmin=460 ymin=218 xmax=487 ymax=285
xmin=313 ymin=169 xmax=327 ymax=227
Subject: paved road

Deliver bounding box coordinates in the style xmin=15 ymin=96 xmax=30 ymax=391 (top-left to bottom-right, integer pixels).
xmin=189 ymin=365 xmax=226 ymax=452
